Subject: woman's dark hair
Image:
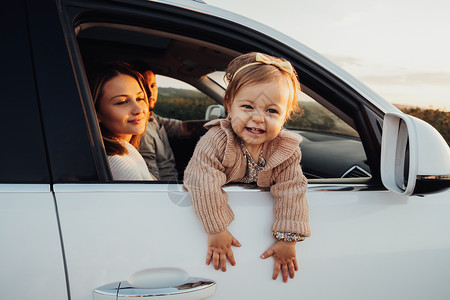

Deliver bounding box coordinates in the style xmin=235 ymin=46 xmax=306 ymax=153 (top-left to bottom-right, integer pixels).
xmin=90 ymin=61 xmax=148 ymax=156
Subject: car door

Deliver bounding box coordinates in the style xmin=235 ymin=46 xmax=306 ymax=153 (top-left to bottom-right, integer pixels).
xmin=34 ymin=0 xmax=450 ymax=299
xmin=53 ymin=183 xmax=450 ymax=300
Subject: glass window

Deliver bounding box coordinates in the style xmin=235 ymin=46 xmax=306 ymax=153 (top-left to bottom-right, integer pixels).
xmin=285 ymin=92 xmax=369 ymax=179
xmin=75 ymin=20 xmax=370 ymax=182
xmin=155 ymin=75 xmax=217 ymax=121
xmin=286 ymin=92 xmax=359 ymax=138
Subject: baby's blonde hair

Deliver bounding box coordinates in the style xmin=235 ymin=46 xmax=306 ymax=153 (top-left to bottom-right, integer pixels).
xmin=224 ymin=52 xmax=301 ymax=120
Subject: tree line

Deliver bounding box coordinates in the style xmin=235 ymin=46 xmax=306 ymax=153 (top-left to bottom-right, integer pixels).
xmin=397 ymin=106 xmax=449 ymax=146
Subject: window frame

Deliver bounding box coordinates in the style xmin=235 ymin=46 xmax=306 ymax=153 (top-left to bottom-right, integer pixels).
xmin=59 ymin=0 xmax=383 ymax=184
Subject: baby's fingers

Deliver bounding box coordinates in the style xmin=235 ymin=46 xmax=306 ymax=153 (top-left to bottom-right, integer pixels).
xmin=227 ymin=249 xmax=236 ymax=266
xmin=288 ymin=262 xmax=296 ymax=279
xmin=212 ymin=251 xmax=221 ymax=270
xmin=220 ymin=253 xmax=227 ymax=272
xmin=261 ymin=248 xmax=274 ymax=259
xmin=206 ymin=249 xmax=213 ymax=265
xmin=231 ymin=237 xmax=241 ymax=247
xmin=281 ymin=264 xmax=289 ymax=283
xmin=272 ymin=261 xmax=281 ymax=280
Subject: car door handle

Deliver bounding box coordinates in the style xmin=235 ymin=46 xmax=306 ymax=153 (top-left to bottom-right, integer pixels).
xmin=94 ymin=268 xmax=216 ymax=299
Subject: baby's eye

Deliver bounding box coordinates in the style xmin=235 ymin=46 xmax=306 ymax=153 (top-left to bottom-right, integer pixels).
xmin=267 ymin=108 xmax=278 ymax=114
xmin=242 ymin=104 xmax=253 ymax=109
xmin=136 ymin=97 xmax=145 ymax=102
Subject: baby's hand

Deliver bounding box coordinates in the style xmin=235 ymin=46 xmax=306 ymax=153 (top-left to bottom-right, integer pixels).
xmin=261 ymin=240 xmax=298 ymax=283
xmin=207 ymin=230 xmax=241 ymax=272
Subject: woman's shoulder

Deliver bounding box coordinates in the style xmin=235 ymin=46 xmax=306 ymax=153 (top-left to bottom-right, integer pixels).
xmin=107 ymin=143 xmax=138 ymax=168
xmin=108 ymin=142 xmax=154 ymax=180
xmin=107 ymin=152 xmax=128 ymax=164
xmin=107 ymin=153 xmax=134 ymax=179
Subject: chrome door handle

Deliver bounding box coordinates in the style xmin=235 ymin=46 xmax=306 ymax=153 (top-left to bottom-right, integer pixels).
xmin=94 ymin=269 xmax=215 ymax=299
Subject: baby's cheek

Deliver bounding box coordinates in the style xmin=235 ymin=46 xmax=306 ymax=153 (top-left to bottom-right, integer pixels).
xmin=230 ymin=118 xmax=243 ymax=130
xmin=233 ymin=126 xmax=245 ymax=139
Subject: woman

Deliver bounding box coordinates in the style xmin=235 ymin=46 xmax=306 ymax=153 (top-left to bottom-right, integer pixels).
xmin=90 ymin=62 xmax=155 ymax=180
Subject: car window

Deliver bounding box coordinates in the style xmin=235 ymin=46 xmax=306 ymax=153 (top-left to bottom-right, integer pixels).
xmin=155 ymin=75 xmax=216 ymax=121
xmin=286 ymin=92 xmax=369 ymax=179
xmin=74 ymin=20 xmax=371 ymax=182
xmin=286 ymin=92 xmax=359 ymax=137
xmin=198 ymin=70 xmax=368 ymax=179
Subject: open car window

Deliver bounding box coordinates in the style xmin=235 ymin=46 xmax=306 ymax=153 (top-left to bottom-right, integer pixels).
xmin=74 ymin=19 xmax=372 ymax=183
xmin=155 ymin=75 xmax=217 ymax=121
xmin=287 ymin=92 xmax=369 ymax=179
xmin=287 ymin=92 xmax=359 ymax=138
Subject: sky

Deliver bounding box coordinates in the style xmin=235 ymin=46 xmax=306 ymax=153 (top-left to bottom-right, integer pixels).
xmin=206 ymin=0 xmax=450 ymax=111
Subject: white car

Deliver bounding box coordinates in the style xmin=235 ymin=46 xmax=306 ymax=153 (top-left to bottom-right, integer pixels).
xmin=1 ymin=0 xmax=449 ymax=299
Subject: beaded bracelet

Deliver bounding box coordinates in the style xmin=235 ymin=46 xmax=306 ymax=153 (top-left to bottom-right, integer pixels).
xmin=273 ymin=231 xmax=305 ymax=242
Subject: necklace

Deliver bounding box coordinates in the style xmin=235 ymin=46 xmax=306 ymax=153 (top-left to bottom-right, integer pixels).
xmin=239 ymin=139 xmax=265 ymax=183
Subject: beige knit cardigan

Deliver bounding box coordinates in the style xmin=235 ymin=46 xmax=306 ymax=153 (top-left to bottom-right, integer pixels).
xmin=184 ymin=118 xmax=310 ymax=237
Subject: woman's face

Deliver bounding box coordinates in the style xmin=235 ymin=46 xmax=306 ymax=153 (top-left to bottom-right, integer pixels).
xmin=96 ymin=74 xmax=148 ymax=142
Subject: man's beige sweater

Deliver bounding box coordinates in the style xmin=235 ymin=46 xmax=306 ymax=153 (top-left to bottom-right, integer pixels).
xmin=184 ymin=118 xmax=310 ymax=237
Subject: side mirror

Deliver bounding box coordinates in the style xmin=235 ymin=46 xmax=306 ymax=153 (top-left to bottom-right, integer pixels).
xmin=381 ymin=112 xmax=450 ymax=195
xmin=205 ymin=104 xmax=226 ymax=120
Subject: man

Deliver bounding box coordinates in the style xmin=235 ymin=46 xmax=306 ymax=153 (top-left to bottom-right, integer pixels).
xmin=136 ymin=65 xmax=206 ymax=181
xmin=138 ymin=69 xmax=182 ymax=181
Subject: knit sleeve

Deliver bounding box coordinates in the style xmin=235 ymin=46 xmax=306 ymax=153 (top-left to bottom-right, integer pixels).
xmin=270 ymin=149 xmax=310 ymax=237
xmin=183 ymin=129 xmax=234 ymax=234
